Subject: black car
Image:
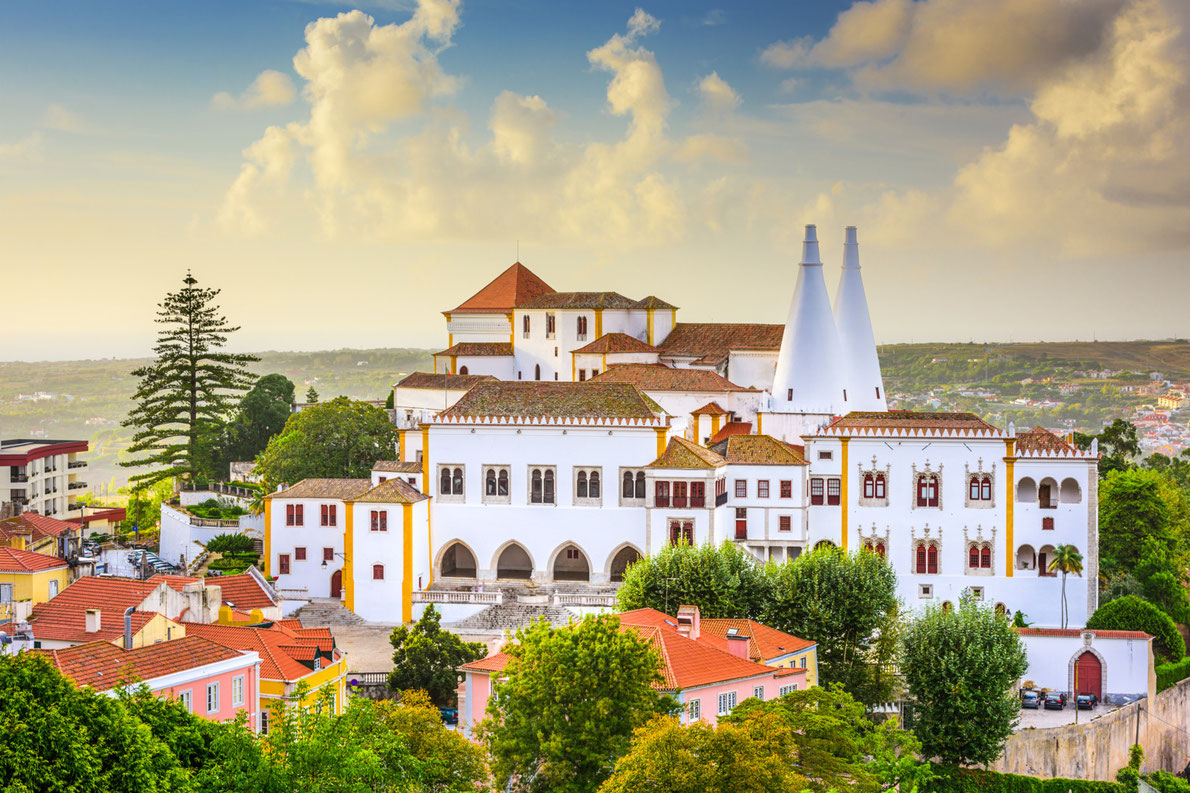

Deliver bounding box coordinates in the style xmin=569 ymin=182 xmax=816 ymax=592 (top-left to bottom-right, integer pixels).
xmin=1076 ymin=694 xmax=1099 ymax=710
xmin=1043 ymin=692 xmax=1066 ymax=710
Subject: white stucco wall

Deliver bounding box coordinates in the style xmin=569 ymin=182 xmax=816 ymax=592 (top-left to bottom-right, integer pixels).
xmin=1019 ymin=632 xmax=1154 ymax=704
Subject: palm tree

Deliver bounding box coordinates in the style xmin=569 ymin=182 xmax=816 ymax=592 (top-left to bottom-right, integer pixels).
xmin=1049 ymin=544 xmax=1085 ymax=628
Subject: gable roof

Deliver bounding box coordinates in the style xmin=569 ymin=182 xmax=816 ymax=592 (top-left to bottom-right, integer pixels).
xmin=658 ymin=323 xmax=784 ymax=366
xmin=819 ymin=411 xmax=1002 ymax=437
xmin=30 ymin=604 xmax=164 ymax=644
xmin=699 ymin=618 xmax=817 ymax=662
xmin=371 ymin=460 xmax=422 ymax=473
xmin=355 ymin=477 xmax=430 ymax=504
xmin=394 ymin=372 xmax=497 ymax=391
xmin=438 ymin=381 xmax=664 ymax=422
xmin=1016 ymin=426 xmax=1078 ymax=456
xmin=449 ymin=262 xmax=555 ymax=314
xmin=517 ymin=291 xmax=640 ymax=310
xmin=635 ymin=296 xmax=678 ymax=310
xmin=1 ymin=512 xmax=77 ymax=540
xmin=264 ymin=479 xmax=373 ymax=501
xmin=647 ymin=437 xmax=726 ymax=469
xmin=38 ymin=637 xmax=246 ymax=691
xmin=708 ymin=421 xmax=752 ymax=444
xmin=0 ymin=546 xmax=69 ymax=573
xmin=709 ymin=435 xmax=807 ymax=466
xmin=572 ymin=333 xmax=658 ymax=355
xmin=211 ymin=572 xmax=278 ymax=610
xmin=589 ymin=364 xmax=753 ymax=392
xmin=181 ymin=622 xmax=336 ymax=682
xmin=433 ymin=342 xmax=514 ymax=358
xmin=691 ymin=401 xmax=728 ymax=416
xmin=39 ymin=576 xmax=160 ymax=609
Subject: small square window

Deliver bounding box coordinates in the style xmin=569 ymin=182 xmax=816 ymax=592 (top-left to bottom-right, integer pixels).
xmin=818 ymin=450 xmax=833 ymax=461
xmin=969 ymin=587 xmax=984 ymax=601
xmin=918 ymin=584 xmax=933 ymax=599
xmin=688 ymin=699 xmax=700 ymax=721
xmin=294 ymin=547 xmax=306 ymax=561
xmin=323 ymin=547 xmax=334 ymax=562
xmin=780 ymin=480 xmax=792 ymax=498
xmin=778 ymin=516 xmax=791 ymax=532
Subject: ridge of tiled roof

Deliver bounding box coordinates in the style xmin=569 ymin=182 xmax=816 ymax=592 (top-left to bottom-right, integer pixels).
xmin=709 ymin=435 xmax=807 ymax=466
xmin=820 ymin=411 xmax=1002 ymax=437
xmin=708 ymin=421 xmax=752 ymax=444
xmin=1015 ymin=426 xmax=1077 ymax=456
xmin=449 ymin=262 xmax=555 ymax=314
xmin=214 ymin=572 xmax=278 ymax=610
xmin=459 ymin=652 xmax=511 ymax=674
xmin=38 ymin=636 xmax=244 ymax=691
xmin=433 ymin=342 xmax=514 ymax=357
xmin=394 ymin=372 xmax=497 ymax=390
xmin=635 ymin=296 xmax=678 ymax=310
xmin=180 ymin=622 xmax=326 ymax=681
xmin=588 ymin=364 xmax=754 ymax=392
xmin=6 ymin=512 xmax=77 ymax=538
xmin=0 ymin=545 xmax=70 ymax=572
xmin=691 ymin=401 xmax=728 ymax=416
xmin=1015 ymin=627 xmax=1151 ymax=640
xmin=647 ymin=436 xmax=727 ymax=469
xmin=699 ymin=618 xmax=816 ymax=661
xmin=371 ymin=460 xmax=422 ymax=473
xmin=40 ymin=576 xmax=159 ymax=609
xmin=438 ymin=381 xmax=665 ymax=422
xmin=658 ymin=323 xmax=784 ymax=365
xmin=572 ymin=333 xmax=658 ymax=355
xmin=517 ymin=291 xmax=639 ymax=310
xmin=355 ymin=477 xmax=429 ymax=504
xmin=30 ymin=605 xmax=162 ymax=643
xmin=264 ymin=479 xmax=373 ymax=501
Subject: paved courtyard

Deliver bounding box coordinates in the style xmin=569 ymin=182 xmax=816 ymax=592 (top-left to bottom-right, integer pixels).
xmin=331 ymin=622 xmax=506 ymax=673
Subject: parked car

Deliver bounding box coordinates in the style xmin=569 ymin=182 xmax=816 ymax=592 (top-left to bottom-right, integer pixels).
xmin=1043 ymin=692 xmax=1066 ymax=710
xmin=1021 ymin=690 xmax=1041 ymax=710
xmin=438 ymin=707 xmax=458 ymax=725
xmin=1076 ymin=694 xmax=1099 ymax=710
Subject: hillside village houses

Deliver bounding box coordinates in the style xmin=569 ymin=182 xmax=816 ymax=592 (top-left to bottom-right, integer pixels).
xmin=263 ymin=225 xmax=1102 ymax=636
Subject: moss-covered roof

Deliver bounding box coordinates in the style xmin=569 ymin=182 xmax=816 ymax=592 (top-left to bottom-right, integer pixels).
xmin=439 ymin=381 xmax=664 ymax=421
xmin=646 ymin=437 xmax=727 ymax=469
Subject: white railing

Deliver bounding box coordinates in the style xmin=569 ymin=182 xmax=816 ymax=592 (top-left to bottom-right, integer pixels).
xmin=553 ymin=593 xmax=618 ymax=608
xmin=275 ymin=587 xmax=310 ymax=601
xmin=413 ymin=591 xmax=503 ymax=605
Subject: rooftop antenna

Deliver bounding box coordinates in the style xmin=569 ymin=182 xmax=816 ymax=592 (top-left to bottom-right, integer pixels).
xmin=516 ymin=239 xmax=520 ymax=262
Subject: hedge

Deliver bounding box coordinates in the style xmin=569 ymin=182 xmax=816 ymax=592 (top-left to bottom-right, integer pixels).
xmin=924 ymin=766 xmax=1127 ymax=792
xmin=1157 ymin=656 xmax=1190 ymax=692
xmin=1086 ymin=595 xmax=1185 ymax=663
xmin=206 ymin=534 xmax=255 ymax=554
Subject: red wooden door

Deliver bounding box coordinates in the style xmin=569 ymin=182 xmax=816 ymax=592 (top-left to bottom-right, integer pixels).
xmin=1076 ymin=651 xmax=1102 ymax=698
xmin=330 ymin=569 xmax=342 ymax=598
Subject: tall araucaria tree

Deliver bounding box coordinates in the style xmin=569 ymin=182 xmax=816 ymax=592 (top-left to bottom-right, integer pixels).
xmin=122 ymin=272 xmax=257 ymax=488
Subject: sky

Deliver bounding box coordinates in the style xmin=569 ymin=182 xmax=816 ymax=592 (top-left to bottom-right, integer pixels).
xmin=1 ymin=0 xmax=1188 ymax=360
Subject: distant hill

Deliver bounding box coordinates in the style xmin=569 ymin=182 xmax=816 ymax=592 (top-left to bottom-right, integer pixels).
xmin=880 ymin=341 xmax=1190 ymax=379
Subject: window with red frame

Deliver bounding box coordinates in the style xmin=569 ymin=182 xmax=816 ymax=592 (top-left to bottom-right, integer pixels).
xmin=286 ymin=505 xmax=295 ymax=526
xmin=1043 ymin=516 xmax=1054 ymax=530
xmin=916 ymin=475 xmax=939 ymax=507
xmin=981 ymin=546 xmax=991 ymax=568
xmin=863 ymin=474 xmax=875 ymax=498
xmin=371 ymin=510 xmax=388 ymax=531
xmin=690 ymin=481 xmax=705 ymax=507
xmin=928 ymin=545 xmax=938 ymax=573
xmin=735 ymin=480 xmax=746 ymax=498
xmin=669 ymin=521 xmax=694 ymax=546
xmin=323 ymin=547 xmax=334 ymax=562
xmin=655 ymin=481 xmax=670 ymax=507
xmin=321 ymin=504 xmax=337 ymax=526
xmin=757 ymin=480 xmax=769 ymax=499
xmin=278 ymin=554 xmax=290 ymax=574
xmin=915 ymin=544 xmax=926 ymax=573
xmin=875 ymin=541 xmax=886 ymax=558
xmin=673 ymin=481 xmax=688 ymax=508
xmin=780 ymin=480 xmax=792 ymax=498
xmin=810 ymin=478 xmax=824 ymax=506
xmin=969 ymin=546 xmax=980 ymax=568
xmin=735 ymin=508 xmax=747 ymax=540
xmin=778 ymin=515 xmax=791 ymax=532
xmin=373 ymin=564 xmax=384 ymax=580
xmin=981 ymin=476 xmax=992 ymax=500
xmin=874 ymin=474 xmax=886 ymax=499
xmin=827 ymin=478 xmax=841 ymax=506
xmin=294 ymin=547 xmax=306 ymax=561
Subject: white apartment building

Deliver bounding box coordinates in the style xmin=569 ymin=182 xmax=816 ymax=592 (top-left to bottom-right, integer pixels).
xmin=0 ymin=439 xmax=90 ymax=519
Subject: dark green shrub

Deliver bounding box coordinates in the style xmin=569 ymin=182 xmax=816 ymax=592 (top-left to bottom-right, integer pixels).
xmin=1157 ymin=657 xmax=1190 ymax=692
xmin=206 ymin=533 xmax=255 ymax=554
xmin=1086 ymin=595 xmax=1185 ymax=663
xmin=924 ymin=766 xmax=1127 ymax=792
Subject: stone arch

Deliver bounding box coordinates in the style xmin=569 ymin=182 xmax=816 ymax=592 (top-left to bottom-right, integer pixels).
xmin=606 ymin=543 xmax=644 ymax=583
xmin=458 ymin=365 xmax=469 ymax=375
xmin=436 ymin=540 xmax=478 ymax=578
xmin=1068 ymin=644 xmax=1107 ymax=699
xmin=493 ymin=541 xmax=534 ymax=580
xmin=1060 ymin=477 xmax=1082 ymax=503
xmin=1038 ymin=544 xmax=1057 ymax=576
xmin=1016 ymin=543 xmax=1037 ymax=571
xmin=1016 ymin=477 xmax=1037 ymax=502
xmin=1038 ymin=477 xmax=1059 ymax=508
xmin=813 ymin=539 xmax=835 ymax=551
xmin=995 ymin=602 xmax=1007 ymax=617
xmin=548 ymin=541 xmax=591 ymax=582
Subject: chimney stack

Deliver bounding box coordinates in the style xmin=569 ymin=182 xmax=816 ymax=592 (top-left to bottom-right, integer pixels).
xmin=725 ymin=627 xmax=750 ymax=660
xmin=85 ymin=608 xmax=101 ymax=633
xmin=123 ymin=607 xmax=135 ymax=650
xmin=676 ymin=605 xmax=700 ymax=641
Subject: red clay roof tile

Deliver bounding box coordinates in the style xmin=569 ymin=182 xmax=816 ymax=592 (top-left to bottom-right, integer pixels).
xmin=450 ymin=263 xmax=555 ymax=314
xmin=572 ymin=333 xmax=659 ymax=355
xmin=37 ymin=636 xmax=244 ymax=691
xmin=0 ymin=546 xmax=69 ymax=572
xmin=589 ymin=364 xmax=753 ymax=392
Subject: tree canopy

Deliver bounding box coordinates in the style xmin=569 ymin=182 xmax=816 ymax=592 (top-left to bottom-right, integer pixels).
xmin=255 ymin=397 xmax=400 ymax=488
xmin=215 ymin=373 xmax=295 ymax=473
xmin=1086 ymin=595 xmax=1185 ymax=664
xmin=615 ymin=541 xmax=772 ymax=619
xmin=1098 ymin=468 xmax=1190 ymax=576
xmin=388 ymin=605 xmax=485 ymax=707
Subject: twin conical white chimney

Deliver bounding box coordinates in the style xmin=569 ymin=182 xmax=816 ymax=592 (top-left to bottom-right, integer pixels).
xmin=834 ymin=226 xmax=887 ymax=412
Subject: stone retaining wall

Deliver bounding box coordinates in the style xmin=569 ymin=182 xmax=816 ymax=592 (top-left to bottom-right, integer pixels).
xmin=992 ymin=677 xmax=1190 ymax=780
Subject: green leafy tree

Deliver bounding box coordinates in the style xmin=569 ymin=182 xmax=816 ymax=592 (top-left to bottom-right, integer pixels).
xmin=480 ymin=614 xmax=679 ymax=793
xmin=370 ymin=689 xmax=492 ymax=792
xmin=122 ymin=272 xmax=258 ymax=488
xmin=1098 ymin=468 xmax=1190 ymax=575
xmin=255 ymin=397 xmax=399 ymax=488
xmin=1087 ymin=595 xmax=1185 ymax=663
xmin=388 ymin=604 xmax=485 ymax=707
xmin=217 ymin=374 xmax=295 ymax=472
xmin=615 ymin=541 xmax=772 ymax=618
xmin=1076 ymin=418 xmax=1140 ymax=476
xmin=385 ymin=390 xmax=395 ymax=409
xmin=1048 ymin=544 xmax=1084 ymax=629
xmin=599 ymin=711 xmax=806 ymax=793
xmin=901 ymin=595 xmax=1028 ymax=767
xmin=764 ymin=545 xmax=900 ymax=706
xmin=1135 ymin=539 xmax=1190 ymax=624
xmin=118 ymin=478 xmax=173 ymax=535
xmin=724 ymin=685 xmax=933 ymax=793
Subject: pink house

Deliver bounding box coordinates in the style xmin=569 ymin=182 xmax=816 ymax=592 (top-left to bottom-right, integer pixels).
xmin=36 ymin=636 xmax=262 ymax=728
xmin=458 ymin=606 xmax=807 ymax=735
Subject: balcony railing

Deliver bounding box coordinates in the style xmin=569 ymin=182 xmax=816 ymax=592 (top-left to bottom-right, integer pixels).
xmin=716 ymin=492 xmax=728 ymax=507
xmin=68 ymin=461 xmax=87 ymax=469
xmin=68 ymin=482 xmax=87 ymax=490
xmin=654 ymin=496 xmax=669 ymax=508
xmin=690 ymin=496 xmax=705 ymax=508
xmin=553 ymin=593 xmax=617 ymax=608
xmin=412 ymin=590 xmax=503 ymax=605
xmin=672 ymin=495 xmax=687 ymax=508
xmin=9 ymin=474 xmax=27 ymax=483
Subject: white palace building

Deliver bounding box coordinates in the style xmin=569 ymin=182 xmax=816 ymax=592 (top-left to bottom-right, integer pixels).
xmin=264 ymin=226 xmax=1099 ymax=628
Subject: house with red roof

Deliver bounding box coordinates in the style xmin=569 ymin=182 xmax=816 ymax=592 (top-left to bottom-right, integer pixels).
xmin=457 ymin=606 xmax=808 ymax=735
xmin=1014 ymin=627 xmax=1155 ymax=706
xmin=36 ymin=636 xmax=263 ymax=728
xmin=0 ymin=545 xmax=71 ymax=621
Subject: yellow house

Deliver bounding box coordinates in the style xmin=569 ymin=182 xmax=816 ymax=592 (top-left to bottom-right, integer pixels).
xmin=0 ymin=513 xmax=80 ymax=558
xmin=700 ymin=618 xmax=820 ymax=688
xmin=0 ymin=546 xmax=70 ymax=621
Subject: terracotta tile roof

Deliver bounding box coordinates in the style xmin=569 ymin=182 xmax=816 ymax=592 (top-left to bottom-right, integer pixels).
xmin=264 ymin=479 xmax=373 ymax=501
xmin=0 ymin=546 xmax=69 ymax=572
xmin=699 ymin=619 xmax=816 ymax=661
xmin=635 ymin=296 xmax=677 ymax=310
xmin=572 ymin=333 xmax=658 ymax=355
xmin=433 ymin=342 xmax=514 ymax=357
xmin=1015 ymin=628 xmax=1152 ymax=640
xmin=371 ymin=460 xmax=422 ymax=473
xmin=449 ymin=262 xmax=555 ymax=314
xmin=438 ymin=381 xmax=664 ymax=422
xmin=38 ymin=637 xmax=245 ymax=691
xmin=647 ymin=437 xmax=727 ymax=469
xmin=30 ymin=604 xmax=163 ymax=643
xmin=459 ymin=652 xmax=511 ymax=673
xmin=708 ymin=421 xmax=752 ymax=444
xmin=589 ymin=364 xmax=754 ymax=392
xmin=276 ymin=619 xmax=304 ymax=630
xmin=820 ymin=411 xmax=1002 ymax=437
xmin=517 ymin=291 xmax=640 ymax=310
xmin=658 ymin=323 xmax=784 ymax=366
xmin=355 ymin=477 xmax=429 ymax=504
xmin=709 ymin=435 xmax=807 ymax=466
xmin=213 ymin=573 xmax=278 ymax=610
xmin=147 ymin=575 xmax=202 ymax=592
xmin=394 ymin=372 xmax=496 ymax=390
xmin=181 ymin=622 xmax=332 ymax=681
xmin=3 ymin=513 xmax=77 ymax=539
xmin=691 ymin=402 xmax=728 ymax=416
xmin=1016 ymin=426 xmax=1077 ymax=455
xmin=42 ymin=576 xmax=159 ymax=609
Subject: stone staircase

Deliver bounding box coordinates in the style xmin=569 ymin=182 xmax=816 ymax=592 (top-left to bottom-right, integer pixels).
xmin=451 ymin=600 xmax=575 ymax=634
xmin=293 ymin=598 xmax=367 ymax=628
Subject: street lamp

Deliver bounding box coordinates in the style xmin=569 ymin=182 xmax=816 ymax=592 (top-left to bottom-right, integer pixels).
xmin=321 ymin=552 xmax=349 ymax=569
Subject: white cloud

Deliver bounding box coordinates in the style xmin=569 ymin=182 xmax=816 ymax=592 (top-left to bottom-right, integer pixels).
xmin=488 ymin=91 xmax=558 ymax=166
xmin=43 ymin=105 xmax=91 ymax=134
xmin=0 ymin=132 xmax=43 ymax=161
xmin=627 ymin=8 xmax=661 ymax=39
xmin=673 ymin=133 xmax=747 ymax=163
xmin=212 ymin=69 xmax=297 ymax=110
xmin=697 ymin=71 xmax=740 ymax=113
